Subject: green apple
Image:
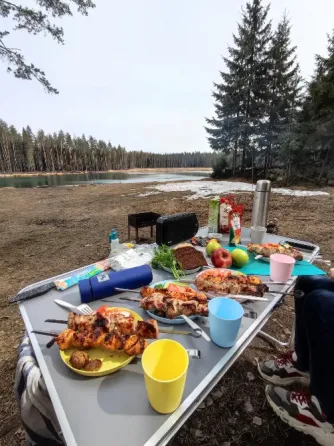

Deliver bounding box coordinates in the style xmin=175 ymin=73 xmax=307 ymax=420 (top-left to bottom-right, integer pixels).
xmin=206 ymin=239 xmax=221 ymax=256
xmin=231 ymin=248 xmax=249 ymax=268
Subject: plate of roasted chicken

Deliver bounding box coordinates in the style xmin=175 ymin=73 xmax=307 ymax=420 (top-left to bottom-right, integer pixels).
xmin=38 ymin=307 xmax=164 ymax=377
xmin=142 ymin=281 xmax=208 ymax=325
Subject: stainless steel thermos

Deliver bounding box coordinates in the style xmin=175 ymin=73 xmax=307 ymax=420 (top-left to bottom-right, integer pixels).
xmin=251 ymin=180 xmax=271 ymax=227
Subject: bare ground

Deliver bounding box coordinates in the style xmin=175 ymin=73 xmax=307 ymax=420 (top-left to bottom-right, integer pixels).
xmin=0 ymin=182 xmax=333 ymax=445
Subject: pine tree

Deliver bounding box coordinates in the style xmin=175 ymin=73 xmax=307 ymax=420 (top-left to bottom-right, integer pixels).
xmin=22 ymin=126 xmax=35 ymax=171
xmin=261 ymin=15 xmax=302 ymax=177
xmin=300 ymin=31 xmax=334 ymax=184
xmin=205 ymin=0 xmax=272 ymax=174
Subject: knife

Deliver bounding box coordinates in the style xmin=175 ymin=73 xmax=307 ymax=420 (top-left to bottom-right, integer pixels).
xmin=9 ymin=282 xmax=56 ymax=303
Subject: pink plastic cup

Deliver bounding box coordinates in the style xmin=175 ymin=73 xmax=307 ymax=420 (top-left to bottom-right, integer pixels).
xmin=270 ymin=254 xmax=296 ymax=282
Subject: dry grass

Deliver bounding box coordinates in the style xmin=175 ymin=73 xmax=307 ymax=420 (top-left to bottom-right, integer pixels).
xmin=0 ymin=182 xmax=333 ymax=445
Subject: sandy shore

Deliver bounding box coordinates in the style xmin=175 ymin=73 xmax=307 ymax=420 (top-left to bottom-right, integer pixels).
xmin=0 ymin=182 xmax=332 ymax=445
xmin=0 ymin=167 xmax=212 ymax=178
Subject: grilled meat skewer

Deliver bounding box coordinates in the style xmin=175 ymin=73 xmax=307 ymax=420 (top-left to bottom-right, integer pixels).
xmin=195 ymin=273 xmax=269 ymax=296
xmin=140 ymin=285 xmax=208 ymax=303
xmin=48 ymin=313 xmax=160 ymax=338
xmin=139 ymin=296 xmax=208 ymax=318
xmin=57 ymin=328 xmax=148 ymax=355
xmin=118 ymin=296 xmax=208 ymax=319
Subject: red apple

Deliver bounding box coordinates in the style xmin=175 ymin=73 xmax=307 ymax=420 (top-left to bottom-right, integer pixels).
xmin=211 ymin=248 xmax=232 ymax=268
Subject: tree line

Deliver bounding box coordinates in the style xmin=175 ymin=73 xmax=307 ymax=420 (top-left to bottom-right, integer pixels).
xmin=205 ymin=0 xmax=334 ymax=185
xmin=0 ymin=121 xmax=219 ymax=173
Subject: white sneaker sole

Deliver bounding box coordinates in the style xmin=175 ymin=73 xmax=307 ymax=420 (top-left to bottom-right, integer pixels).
xmin=266 ymin=385 xmax=334 ymax=446
xmin=257 ymin=363 xmax=310 ymax=386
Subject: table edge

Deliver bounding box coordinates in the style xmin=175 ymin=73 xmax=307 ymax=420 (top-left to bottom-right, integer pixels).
xmin=19 ymin=303 xmax=78 ymax=446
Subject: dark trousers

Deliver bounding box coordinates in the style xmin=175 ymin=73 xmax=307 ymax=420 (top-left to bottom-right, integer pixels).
xmin=294 ymin=276 xmax=334 ymax=422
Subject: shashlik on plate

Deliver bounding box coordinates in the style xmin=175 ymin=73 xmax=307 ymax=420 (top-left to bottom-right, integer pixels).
xmin=55 ymin=328 xmax=148 ymax=355
xmin=140 ymin=284 xmax=208 ymax=303
xmin=247 ymin=243 xmax=303 ymax=261
xmin=195 ymin=269 xmax=269 ymax=296
xmin=131 ymin=275 xmax=269 ymax=321
xmin=42 ymin=307 xmax=149 ymax=377
xmin=66 ymin=311 xmax=159 ymax=338
xmin=140 ymin=294 xmax=208 ymax=318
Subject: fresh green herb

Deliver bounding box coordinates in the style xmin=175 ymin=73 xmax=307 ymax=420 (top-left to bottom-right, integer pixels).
xmin=154 ymin=283 xmax=166 ymax=289
xmin=151 ymin=245 xmax=184 ymax=280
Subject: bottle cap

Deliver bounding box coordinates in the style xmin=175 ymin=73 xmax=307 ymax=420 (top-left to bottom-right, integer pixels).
xmin=255 ymin=180 xmax=271 ymax=192
xmin=109 ymin=229 xmax=118 ymax=241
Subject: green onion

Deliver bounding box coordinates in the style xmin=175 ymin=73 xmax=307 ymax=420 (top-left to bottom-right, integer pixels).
xmin=151 ymin=245 xmax=185 ymax=280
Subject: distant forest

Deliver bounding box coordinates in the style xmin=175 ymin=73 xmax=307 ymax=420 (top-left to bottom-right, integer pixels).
xmin=0 ymin=121 xmax=219 ymax=173
xmin=205 ymin=0 xmax=334 ymax=186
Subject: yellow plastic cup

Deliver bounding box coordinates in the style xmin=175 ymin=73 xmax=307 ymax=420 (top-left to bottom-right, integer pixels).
xmin=142 ymin=339 xmax=189 ymax=414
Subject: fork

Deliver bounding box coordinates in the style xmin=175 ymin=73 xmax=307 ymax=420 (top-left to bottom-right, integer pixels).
xmin=54 ymin=299 xmax=94 ymax=315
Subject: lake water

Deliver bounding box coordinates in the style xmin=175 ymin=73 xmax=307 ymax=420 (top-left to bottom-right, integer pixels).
xmin=0 ymin=171 xmax=210 ymax=188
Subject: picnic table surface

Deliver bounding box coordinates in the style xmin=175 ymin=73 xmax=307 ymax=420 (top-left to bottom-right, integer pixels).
xmin=19 ymin=227 xmax=320 ymax=446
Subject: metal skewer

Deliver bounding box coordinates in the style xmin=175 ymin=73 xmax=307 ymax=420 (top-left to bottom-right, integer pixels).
xmin=114 ymin=287 xmax=140 ymax=294
xmin=41 ymin=322 xmax=202 ymax=338
xmin=117 ymin=294 xmax=269 ymax=304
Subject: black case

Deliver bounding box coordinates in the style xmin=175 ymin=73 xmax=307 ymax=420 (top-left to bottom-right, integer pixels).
xmin=156 ymin=213 xmax=199 ymax=246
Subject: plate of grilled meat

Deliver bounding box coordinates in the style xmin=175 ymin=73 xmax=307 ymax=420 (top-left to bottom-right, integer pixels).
xmin=247 ymin=243 xmax=304 ymax=262
xmin=42 ymin=307 xmax=161 ymax=377
xmin=141 ymin=281 xmax=208 ymax=325
xmin=194 ymin=269 xmax=269 ymax=302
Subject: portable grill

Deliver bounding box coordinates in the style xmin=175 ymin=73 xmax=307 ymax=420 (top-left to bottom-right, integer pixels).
xmin=127 ymin=212 xmax=161 ymax=243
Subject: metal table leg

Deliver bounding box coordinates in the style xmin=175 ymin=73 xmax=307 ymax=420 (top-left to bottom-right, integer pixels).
xmin=258 ymin=330 xmax=290 ymax=347
xmin=289 ymin=318 xmax=295 ymax=349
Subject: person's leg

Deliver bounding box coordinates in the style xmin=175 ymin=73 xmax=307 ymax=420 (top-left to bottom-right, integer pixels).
xmin=304 ymin=289 xmax=334 ymax=422
xmin=266 ymin=289 xmax=334 ymax=446
xmin=257 ymin=278 xmax=311 ymax=384
xmin=257 ymin=276 xmax=334 ymax=385
xmin=294 ymin=276 xmax=334 ymax=371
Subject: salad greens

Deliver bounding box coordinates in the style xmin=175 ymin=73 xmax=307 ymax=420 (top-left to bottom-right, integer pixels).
xmin=151 ymin=245 xmax=184 ymax=280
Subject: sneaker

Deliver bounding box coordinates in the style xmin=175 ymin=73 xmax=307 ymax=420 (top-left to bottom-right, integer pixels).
xmin=258 ymin=351 xmax=310 ymax=386
xmin=266 ymin=385 xmax=334 ymax=446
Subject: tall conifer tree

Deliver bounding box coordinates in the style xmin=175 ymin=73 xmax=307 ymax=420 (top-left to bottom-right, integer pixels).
xmin=205 ymin=0 xmax=272 ymax=173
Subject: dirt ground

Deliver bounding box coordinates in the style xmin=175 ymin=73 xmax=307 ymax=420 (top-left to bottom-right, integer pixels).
xmin=0 ymin=181 xmax=333 ymax=446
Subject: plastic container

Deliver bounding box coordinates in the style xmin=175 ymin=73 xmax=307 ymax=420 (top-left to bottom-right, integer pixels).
xmin=79 ymin=264 xmax=153 ymax=303
xmin=270 ymin=253 xmax=295 ymax=282
xmin=208 ymin=298 xmax=244 ymax=348
xmin=109 ymin=229 xmax=120 ymax=255
xmin=141 ymin=339 xmax=189 ymax=414
xmin=250 ymin=225 xmax=267 ymax=244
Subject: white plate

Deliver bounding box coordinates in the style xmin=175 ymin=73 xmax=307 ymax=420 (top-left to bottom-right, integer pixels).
xmin=255 ymin=255 xmax=305 ymax=264
xmin=145 ymin=280 xmax=198 ymax=325
xmin=161 ymin=265 xmax=203 ymax=275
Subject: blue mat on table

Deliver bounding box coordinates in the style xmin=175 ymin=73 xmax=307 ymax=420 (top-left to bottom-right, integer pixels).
xmin=224 ymin=246 xmax=326 ymax=276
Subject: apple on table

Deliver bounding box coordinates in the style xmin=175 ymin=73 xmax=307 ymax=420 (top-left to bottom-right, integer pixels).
xmin=206 ymin=239 xmax=222 ymax=256
xmin=211 ymin=248 xmax=233 ymax=268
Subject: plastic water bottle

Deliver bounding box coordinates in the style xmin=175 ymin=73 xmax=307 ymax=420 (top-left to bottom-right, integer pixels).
xmin=109 ymin=229 xmax=120 ymax=256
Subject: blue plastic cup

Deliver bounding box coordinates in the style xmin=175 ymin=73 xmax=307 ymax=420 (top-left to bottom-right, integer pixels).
xmin=208 ymin=298 xmax=244 ymax=348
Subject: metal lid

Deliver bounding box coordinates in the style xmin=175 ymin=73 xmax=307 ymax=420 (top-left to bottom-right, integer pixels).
xmin=255 ymin=179 xmax=271 ymax=192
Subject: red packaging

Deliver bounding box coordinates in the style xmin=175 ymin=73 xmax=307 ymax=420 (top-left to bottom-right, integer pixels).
xmin=219 ymin=196 xmax=235 ymax=233
xmin=228 ymin=204 xmax=244 ymax=246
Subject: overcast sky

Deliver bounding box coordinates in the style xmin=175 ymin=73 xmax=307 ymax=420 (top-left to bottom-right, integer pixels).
xmin=1 ymin=0 xmax=333 ymax=153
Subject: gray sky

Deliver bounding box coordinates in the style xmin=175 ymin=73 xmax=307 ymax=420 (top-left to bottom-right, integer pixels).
xmin=1 ymin=0 xmax=333 ymax=153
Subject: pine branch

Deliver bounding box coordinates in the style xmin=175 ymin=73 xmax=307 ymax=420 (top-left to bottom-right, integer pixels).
xmin=0 ymin=0 xmax=95 ymax=93
xmin=0 ymin=37 xmax=59 ymax=93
